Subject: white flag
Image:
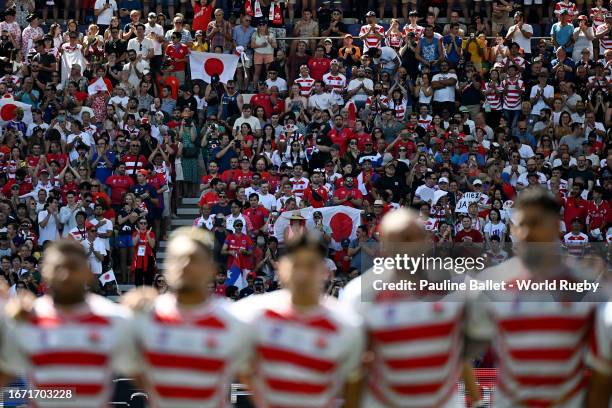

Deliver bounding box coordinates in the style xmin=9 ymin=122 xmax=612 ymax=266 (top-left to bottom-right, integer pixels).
xmin=99 ymin=269 xmax=117 ymax=285
xmin=189 ymin=51 xmax=239 ymax=83
xmin=87 ymin=77 xmax=108 ymax=95
xmin=273 ymin=206 xmax=363 ymax=249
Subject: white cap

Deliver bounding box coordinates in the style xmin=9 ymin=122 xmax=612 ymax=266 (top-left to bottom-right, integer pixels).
xmin=473 ymin=179 xmax=483 ymax=185
xmin=438 ymin=177 xmax=449 ymax=184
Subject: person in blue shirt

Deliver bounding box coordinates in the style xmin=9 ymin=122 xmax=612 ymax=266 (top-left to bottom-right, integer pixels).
xmin=91 ymin=137 xmax=117 ymax=184
xmin=551 ymin=9 xmax=575 ymax=53
xmin=442 ymin=23 xmax=463 ymax=67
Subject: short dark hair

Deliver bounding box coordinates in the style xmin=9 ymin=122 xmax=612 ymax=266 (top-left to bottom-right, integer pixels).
xmin=284 ymin=232 xmax=327 ymax=258
xmin=514 ymin=188 xmax=561 ymax=215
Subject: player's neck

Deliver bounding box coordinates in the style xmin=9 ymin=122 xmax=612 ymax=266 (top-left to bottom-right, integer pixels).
xmin=176 ymin=289 xmax=208 ymax=306
xmin=53 ymin=293 xmax=86 ymax=309
xmin=290 ymin=291 xmax=319 ymax=310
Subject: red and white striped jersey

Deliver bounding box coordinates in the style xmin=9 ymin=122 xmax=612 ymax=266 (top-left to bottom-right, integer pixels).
xmin=127 ymin=294 xmax=251 ymax=408
xmin=403 ymin=24 xmax=424 ymax=39
xmin=385 ymin=32 xmax=404 ymax=48
xmin=365 ymin=95 xmax=389 ymax=113
xmin=0 ymin=295 xmax=135 ymax=408
xmin=341 ymin=279 xmax=465 ymax=408
xmin=238 ymin=290 xmax=364 ymax=408
xmin=485 ymin=81 xmax=503 ymax=110
xmin=388 ymin=98 xmax=408 ymax=120
xmin=295 ymin=76 xmax=316 ymax=97
xmin=290 ymin=176 xmax=310 ymax=197
xmin=502 ymin=56 xmax=526 ymax=70
xmin=359 ymin=24 xmax=385 ymax=50
xmin=467 ymin=258 xmax=596 ymax=408
xmin=595 ymin=24 xmax=612 ymax=51
xmin=322 ymin=72 xmax=347 ymax=94
xmin=586 ymin=302 xmax=612 ymax=376
xmin=589 ymin=6 xmax=608 ymax=27
xmin=501 ymin=77 xmax=524 ymax=110
xmin=554 ymin=1 xmax=578 ymax=16
xmin=417 ymin=114 xmax=433 ymax=129
xmin=563 ymin=232 xmax=589 ymax=256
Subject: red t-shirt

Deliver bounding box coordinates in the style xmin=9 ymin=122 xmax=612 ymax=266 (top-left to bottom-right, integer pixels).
xmin=165 ymin=43 xmax=190 ymax=72
xmin=243 ymin=205 xmax=270 ymax=230
xmin=250 ymin=94 xmax=273 ymax=118
xmin=303 ymin=185 xmax=329 ymax=208
xmin=562 ymin=197 xmax=588 ymax=231
xmin=333 ymin=187 xmax=363 ymax=207
xmin=454 ymin=229 xmax=484 ymax=243
xmin=307 ymin=57 xmax=331 ymax=81
xmin=193 ymin=3 xmax=214 ymax=31
xmin=105 ymin=175 xmax=135 ymax=205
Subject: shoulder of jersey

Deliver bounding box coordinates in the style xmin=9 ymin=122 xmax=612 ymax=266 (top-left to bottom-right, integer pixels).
xmin=230 ymin=290 xmax=285 ymax=322
xmin=85 ymin=294 xmax=133 ymax=319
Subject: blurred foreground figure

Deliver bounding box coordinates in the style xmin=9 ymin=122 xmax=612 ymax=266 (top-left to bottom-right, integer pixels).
xmin=123 ymin=227 xmax=250 ymax=408
xmin=237 ymin=232 xmax=365 ymax=408
xmin=341 ymin=208 xmax=483 ymax=408
xmin=466 ymin=188 xmax=605 ymax=408
xmin=0 ymin=239 xmax=135 ymax=407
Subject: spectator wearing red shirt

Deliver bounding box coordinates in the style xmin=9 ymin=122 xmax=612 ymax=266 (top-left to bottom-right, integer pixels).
xmin=243 ymin=194 xmax=270 ymax=233
xmin=221 ymin=218 xmax=254 ymax=270
xmin=328 ymin=114 xmax=353 ymax=156
xmin=200 ymin=160 xmax=221 ymax=191
xmin=333 ymin=239 xmax=352 ymax=274
xmin=586 ymin=186 xmax=611 ymax=240
xmin=333 ymin=176 xmax=364 ymax=208
xmin=198 ymin=179 xmax=226 ymax=207
xmin=232 ymin=157 xmax=255 ymax=188
xmin=307 ymin=45 xmax=331 ymax=81
xmin=386 ymin=129 xmax=417 ymax=158
xmin=121 ymin=141 xmax=149 ymax=180
xmin=562 ymin=183 xmax=588 ymax=231
xmin=25 ymin=143 xmax=44 ymax=168
xmin=105 ymin=163 xmax=135 ymax=208
xmin=454 ymin=215 xmax=485 ymax=244
xmin=192 ymin=0 xmax=215 ymax=31
xmin=164 ymin=31 xmax=189 ymax=84
xmin=250 ymin=82 xmax=273 ymax=119
xmin=353 ymin=120 xmax=372 ymax=150
xmin=303 ymin=170 xmax=330 ymax=208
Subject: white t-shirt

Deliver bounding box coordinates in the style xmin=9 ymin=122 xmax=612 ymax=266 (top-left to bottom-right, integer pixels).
xmin=432 ymin=72 xmax=457 ymax=102
xmin=265 ymin=77 xmax=288 ymax=93
xmin=233 ymin=115 xmax=261 ymax=134
xmin=90 ymin=218 xmax=113 ymax=251
xmin=144 ymin=23 xmax=164 ymax=56
xmin=529 ymin=84 xmax=554 ymax=115
xmin=508 ymin=23 xmax=533 ymax=54
xmin=38 ymin=210 xmax=60 ymax=245
xmin=308 ymin=92 xmax=335 ymax=110
xmin=347 ymin=78 xmax=373 ymax=103
xmin=374 ymin=46 xmax=399 ymax=70
xmin=94 ymin=0 xmax=117 ymax=26
xmin=82 ymin=238 xmax=107 ymax=275
xmin=415 ymin=184 xmax=437 ymax=203
xmin=66 ymin=131 xmax=94 ymax=161
xmin=127 ymin=37 xmax=155 ymax=59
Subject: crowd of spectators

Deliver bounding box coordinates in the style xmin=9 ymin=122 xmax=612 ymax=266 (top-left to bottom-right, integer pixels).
xmin=0 ymin=0 xmax=609 ymax=299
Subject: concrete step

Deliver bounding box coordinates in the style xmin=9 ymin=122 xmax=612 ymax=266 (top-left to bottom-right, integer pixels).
xmin=182 ymin=198 xmax=200 ymax=205
xmin=171 ymin=218 xmax=195 ymax=227
xmin=159 ymin=241 xmax=167 ymax=248
xmin=177 ymin=207 xmax=200 ymax=216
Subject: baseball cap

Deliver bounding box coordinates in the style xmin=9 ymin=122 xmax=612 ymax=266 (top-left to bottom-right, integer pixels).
xmin=344 ymin=33 xmax=353 ymax=38
xmin=438 ymin=177 xmax=449 ymax=184
xmin=330 ymin=59 xmax=339 ymax=65
xmin=473 ymin=179 xmax=483 ymax=185
xmin=148 ymin=12 xmax=157 ymax=18
xmin=374 ymin=200 xmax=384 ymax=206
xmin=324 ymin=38 xmax=333 ymax=43
xmin=365 ymin=11 xmax=376 ymax=17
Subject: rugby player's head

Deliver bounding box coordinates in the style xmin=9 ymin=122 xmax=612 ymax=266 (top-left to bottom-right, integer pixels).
xmin=279 ymin=233 xmax=327 ymax=300
xmin=42 ymin=239 xmax=92 ymax=305
xmin=379 ymin=208 xmax=427 ymax=258
xmin=166 ymin=227 xmax=215 ymax=297
xmin=512 ymin=188 xmax=560 ymax=243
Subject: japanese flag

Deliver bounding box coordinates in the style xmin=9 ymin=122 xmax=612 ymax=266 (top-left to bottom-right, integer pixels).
xmin=273 ymin=206 xmax=363 ymax=250
xmin=99 ymin=269 xmax=117 ymax=286
xmin=0 ymin=94 xmax=32 ymax=125
xmin=189 ymin=51 xmax=239 ymax=84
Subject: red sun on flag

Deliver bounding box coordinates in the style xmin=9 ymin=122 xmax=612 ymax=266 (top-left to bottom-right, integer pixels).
xmin=204 ymin=58 xmax=225 ymax=77
xmin=329 ymin=213 xmax=353 ymax=242
xmin=0 ymin=103 xmax=18 ymax=121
